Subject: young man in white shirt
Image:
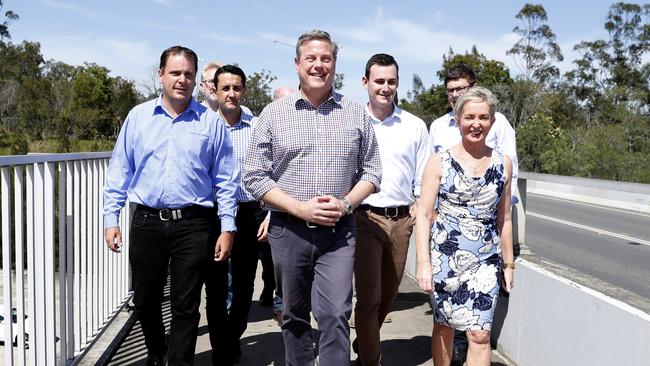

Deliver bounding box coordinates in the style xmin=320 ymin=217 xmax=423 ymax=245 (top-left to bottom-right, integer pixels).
xmin=353 ymin=53 xmax=430 ymax=366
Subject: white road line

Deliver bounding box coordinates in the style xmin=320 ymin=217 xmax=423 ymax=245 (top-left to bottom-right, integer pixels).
xmin=527 ymin=211 xmax=650 ymax=246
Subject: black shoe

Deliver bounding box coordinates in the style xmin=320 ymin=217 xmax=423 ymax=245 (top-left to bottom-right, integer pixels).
xmin=146 ymin=355 xmax=165 ymax=366
xmin=259 ymin=290 xmax=273 ymax=307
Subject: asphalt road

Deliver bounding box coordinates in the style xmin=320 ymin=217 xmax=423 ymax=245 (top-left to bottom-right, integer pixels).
xmin=524 ymin=193 xmax=650 ymax=301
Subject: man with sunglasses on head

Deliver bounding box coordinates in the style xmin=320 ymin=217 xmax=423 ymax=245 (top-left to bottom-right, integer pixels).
xmin=428 ymin=63 xmax=518 ymax=366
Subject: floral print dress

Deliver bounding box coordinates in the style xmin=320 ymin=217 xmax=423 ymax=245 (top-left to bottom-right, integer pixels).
xmin=429 ymin=150 xmax=506 ymax=331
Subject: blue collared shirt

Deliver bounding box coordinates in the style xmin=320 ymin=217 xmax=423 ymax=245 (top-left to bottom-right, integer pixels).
xmin=222 ymin=108 xmax=257 ymax=203
xmin=103 ymin=95 xmax=239 ymax=232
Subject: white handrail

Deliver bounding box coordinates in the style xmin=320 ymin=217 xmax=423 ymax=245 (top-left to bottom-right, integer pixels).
xmin=0 ymin=152 xmax=132 ymax=365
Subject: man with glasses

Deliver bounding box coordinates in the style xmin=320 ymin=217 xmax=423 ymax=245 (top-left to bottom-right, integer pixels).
xmin=428 ymin=63 xmax=518 ymax=366
xmin=200 ymin=62 xmax=223 ymax=111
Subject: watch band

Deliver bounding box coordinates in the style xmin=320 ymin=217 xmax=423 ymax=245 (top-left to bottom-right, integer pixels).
xmin=342 ymin=197 xmax=354 ymax=215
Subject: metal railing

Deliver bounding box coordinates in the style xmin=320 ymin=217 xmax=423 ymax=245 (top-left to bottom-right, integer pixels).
xmin=0 ymin=152 xmax=131 ymax=365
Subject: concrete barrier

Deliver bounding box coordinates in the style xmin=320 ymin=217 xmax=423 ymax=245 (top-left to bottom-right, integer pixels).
xmin=522 ymin=172 xmax=650 ymax=214
xmin=492 ymin=258 xmax=650 ymax=366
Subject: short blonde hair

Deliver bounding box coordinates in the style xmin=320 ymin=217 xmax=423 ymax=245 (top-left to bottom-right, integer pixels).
xmin=453 ymin=86 xmax=498 ymax=120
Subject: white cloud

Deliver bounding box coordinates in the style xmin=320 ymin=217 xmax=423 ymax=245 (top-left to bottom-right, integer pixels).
xmin=38 ymin=35 xmax=156 ymax=87
xmin=41 ymin=0 xmax=97 ymax=19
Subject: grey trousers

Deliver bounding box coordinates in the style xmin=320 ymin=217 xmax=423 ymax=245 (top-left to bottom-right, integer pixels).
xmin=268 ymin=212 xmax=356 ymax=366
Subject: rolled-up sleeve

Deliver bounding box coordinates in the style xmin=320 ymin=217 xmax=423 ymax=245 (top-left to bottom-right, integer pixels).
xmin=357 ymin=112 xmax=382 ymax=192
xmin=242 ymin=109 xmax=278 ymax=200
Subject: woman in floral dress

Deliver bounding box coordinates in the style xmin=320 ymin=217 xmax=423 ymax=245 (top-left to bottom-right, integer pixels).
xmin=415 ymin=86 xmax=515 ymax=366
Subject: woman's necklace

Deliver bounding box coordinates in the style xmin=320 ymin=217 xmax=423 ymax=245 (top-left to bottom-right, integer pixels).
xmin=457 ymin=152 xmax=489 ymax=176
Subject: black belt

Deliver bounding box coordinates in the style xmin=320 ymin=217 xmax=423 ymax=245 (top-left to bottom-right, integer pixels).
xmin=238 ymin=201 xmax=263 ymax=210
xmin=272 ymin=211 xmax=348 ymax=229
xmin=357 ymin=204 xmax=410 ymax=218
xmin=136 ymin=204 xmax=213 ymax=221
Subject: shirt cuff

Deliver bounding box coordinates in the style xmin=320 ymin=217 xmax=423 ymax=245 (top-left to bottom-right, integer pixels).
xmin=220 ymin=216 xmax=237 ymax=232
xmin=104 ymin=214 xmax=120 ymax=229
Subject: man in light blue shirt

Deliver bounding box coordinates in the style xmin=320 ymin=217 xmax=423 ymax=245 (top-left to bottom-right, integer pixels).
xmin=103 ymin=45 xmax=239 ymax=366
xmin=204 ymin=64 xmax=268 ymax=365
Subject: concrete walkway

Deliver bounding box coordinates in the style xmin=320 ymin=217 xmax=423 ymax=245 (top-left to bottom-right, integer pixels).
xmin=104 ymin=265 xmax=515 ymax=365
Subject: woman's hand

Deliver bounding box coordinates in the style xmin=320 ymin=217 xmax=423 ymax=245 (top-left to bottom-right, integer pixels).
xmin=503 ymin=268 xmax=515 ymax=293
xmin=417 ymin=265 xmax=433 ymax=293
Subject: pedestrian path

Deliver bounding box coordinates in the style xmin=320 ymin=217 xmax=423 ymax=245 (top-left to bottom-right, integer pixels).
xmin=105 ymin=264 xmax=515 ymax=365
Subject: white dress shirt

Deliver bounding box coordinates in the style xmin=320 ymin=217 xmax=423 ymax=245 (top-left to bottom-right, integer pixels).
xmin=429 ymin=111 xmax=519 ymax=200
xmin=363 ymin=104 xmax=430 ymax=207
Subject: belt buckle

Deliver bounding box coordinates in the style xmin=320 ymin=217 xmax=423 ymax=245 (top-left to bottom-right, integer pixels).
xmin=305 ymin=221 xmax=318 ymax=229
xmin=159 ymin=208 xmax=182 ymax=221
xmin=384 ymin=207 xmax=399 ymax=218
xmin=159 ymin=209 xmax=172 ymax=221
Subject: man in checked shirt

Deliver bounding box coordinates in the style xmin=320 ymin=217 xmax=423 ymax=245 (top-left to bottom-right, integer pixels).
xmin=243 ymin=29 xmax=382 ymax=366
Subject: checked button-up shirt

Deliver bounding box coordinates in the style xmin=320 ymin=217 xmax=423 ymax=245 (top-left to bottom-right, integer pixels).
xmin=242 ymin=90 xmax=382 ymax=208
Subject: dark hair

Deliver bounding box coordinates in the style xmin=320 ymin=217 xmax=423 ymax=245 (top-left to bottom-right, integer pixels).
xmin=444 ymin=64 xmax=476 ymax=87
xmin=159 ymin=45 xmax=199 ymax=73
xmin=364 ymin=53 xmax=399 ymax=79
xmin=213 ymin=65 xmax=247 ymax=88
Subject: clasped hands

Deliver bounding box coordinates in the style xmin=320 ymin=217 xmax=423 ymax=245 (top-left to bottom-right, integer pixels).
xmin=295 ymin=195 xmax=346 ymax=227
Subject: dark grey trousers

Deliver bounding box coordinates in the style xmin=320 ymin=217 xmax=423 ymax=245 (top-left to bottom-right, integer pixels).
xmin=268 ymin=212 xmax=356 ymax=366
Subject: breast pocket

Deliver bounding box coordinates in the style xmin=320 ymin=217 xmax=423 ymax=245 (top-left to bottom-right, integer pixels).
xmin=176 ymin=131 xmax=211 ymax=169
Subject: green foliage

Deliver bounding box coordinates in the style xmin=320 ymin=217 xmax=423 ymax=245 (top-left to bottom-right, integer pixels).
xmin=334 ymin=73 xmax=344 ymax=90
xmin=0 ymin=127 xmax=28 ymax=155
xmin=245 ymin=69 xmax=277 ymax=116
xmin=507 ymin=4 xmax=563 ymax=84
xmin=401 ymin=47 xmax=512 ymax=125
xmin=0 ymin=0 xmax=18 ymax=41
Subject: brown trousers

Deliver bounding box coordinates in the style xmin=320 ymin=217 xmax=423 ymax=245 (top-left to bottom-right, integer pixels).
xmin=353 ymin=209 xmax=414 ymax=366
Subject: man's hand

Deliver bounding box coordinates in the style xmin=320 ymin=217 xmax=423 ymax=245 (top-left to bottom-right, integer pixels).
xmin=214 ymin=231 xmax=235 ymax=262
xmin=294 ymin=195 xmax=344 ymax=226
xmin=257 ymin=219 xmax=270 ymax=242
xmin=409 ymin=200 xmax=418 ymax=222
xmin=104 ymin=227 xmax=123 ymax=253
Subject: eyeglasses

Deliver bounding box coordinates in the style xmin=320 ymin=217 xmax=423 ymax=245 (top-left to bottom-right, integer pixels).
xmin=446 ymin=85 xmax=470 ymax=96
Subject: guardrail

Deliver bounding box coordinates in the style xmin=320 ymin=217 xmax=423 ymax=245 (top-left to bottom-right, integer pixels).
xmin=0 ymin=152 xmax=132 ymax=365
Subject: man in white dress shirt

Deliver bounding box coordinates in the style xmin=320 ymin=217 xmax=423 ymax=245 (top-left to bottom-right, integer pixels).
xmin=352 ymin=53 xmax=430 ymax=366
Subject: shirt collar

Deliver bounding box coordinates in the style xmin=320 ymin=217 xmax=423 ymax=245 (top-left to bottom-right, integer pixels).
xmin=365 ymin=103 xmax=402 ymax=124
xmin=447 ymin=111 xmax=456 ymax=127
xmin=153 ymin=94 xmax=200 ymax=118
xmin=220 ymin=108 xmax=254 ymax=128
xmin=293 ymin=88 xmax=342 ymax=108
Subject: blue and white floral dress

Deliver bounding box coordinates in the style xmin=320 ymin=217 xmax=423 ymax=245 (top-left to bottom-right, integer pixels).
xmin=429 ymin=150 xmax=506 ymax=331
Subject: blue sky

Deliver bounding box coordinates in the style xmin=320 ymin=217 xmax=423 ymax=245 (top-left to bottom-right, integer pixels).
xmin=8 ymin=0 xmax=618 ymax=105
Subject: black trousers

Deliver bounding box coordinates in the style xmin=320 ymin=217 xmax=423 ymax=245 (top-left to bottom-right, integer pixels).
xmin=205 ymin=202 xmax=267 ymax=365
xmin=129 ymin=205 xmax=217 ymax=366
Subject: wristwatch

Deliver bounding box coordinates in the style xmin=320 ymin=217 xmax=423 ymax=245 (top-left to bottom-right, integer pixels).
xmin=503 ymin=262 xmax=516 ymax=269
xmin=342 ymin=197 xmax=354 ymax=215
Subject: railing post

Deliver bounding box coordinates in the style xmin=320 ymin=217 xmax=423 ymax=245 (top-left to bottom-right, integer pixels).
xmin=14 ymin=166 xmax=27 ymax=364
xmin=2 ymin=167 xmax=14 ymax=365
